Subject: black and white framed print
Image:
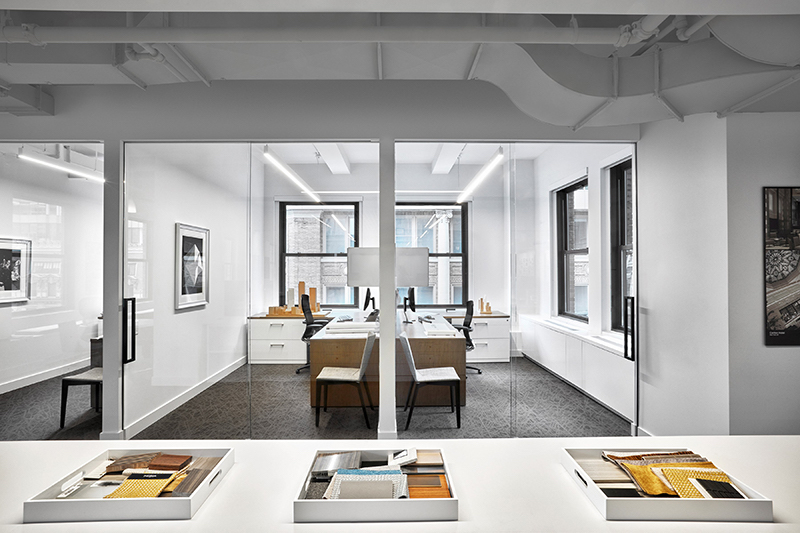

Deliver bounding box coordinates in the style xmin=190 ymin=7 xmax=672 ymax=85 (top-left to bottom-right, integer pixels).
xmin=764 ymin=187 xmax=800 ymax=346
xmin=175 ymin=223 xmax=209 ymax=310
xmin=0 ymin=238 xmax=32 ymax=304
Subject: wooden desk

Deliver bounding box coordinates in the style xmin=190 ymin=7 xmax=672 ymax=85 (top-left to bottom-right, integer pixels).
xmin=309 ymin=312 xmax=466 ymax=408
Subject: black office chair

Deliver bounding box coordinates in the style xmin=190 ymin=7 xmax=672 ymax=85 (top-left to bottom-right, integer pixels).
xmin=453 ymin=300 xmax=482 ymax=374
xmin=296 ymin=294 xmax=330 ymax=374
xmin=315 ymin=332 xmax=376 ymax=429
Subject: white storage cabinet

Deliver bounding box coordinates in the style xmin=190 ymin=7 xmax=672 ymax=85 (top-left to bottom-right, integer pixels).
xmin=249 ymin=317 xmax=308 ymax=364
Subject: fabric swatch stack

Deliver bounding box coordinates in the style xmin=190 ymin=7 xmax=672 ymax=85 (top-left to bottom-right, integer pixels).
xmin=601 ymin=449 xmax=746 ymax=499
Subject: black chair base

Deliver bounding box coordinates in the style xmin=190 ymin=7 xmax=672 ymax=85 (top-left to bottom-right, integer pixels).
xmin=403 ymin=380 xmax=461 ymax=430
xmin=315 ymin=380 xmax=374 ymax=429
xmin=296 ymin=363 xmax=310 ymax=374
xmin=466 ymin=365 xmax=482 ymax=374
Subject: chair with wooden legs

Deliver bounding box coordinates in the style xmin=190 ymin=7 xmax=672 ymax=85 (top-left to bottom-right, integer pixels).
xmin=399 ymin=332 xmax=461 ymax=430
xmin=315 ymin=332 xmax=376 ymax=429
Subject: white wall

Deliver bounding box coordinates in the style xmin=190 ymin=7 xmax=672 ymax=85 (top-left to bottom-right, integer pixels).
xmin=515 ymin=142 xmax=635 ymax=422
xmin=123 ymin=143 xmax=249 ymax=435
xmin=727 ymin=113 xmax=800 ymax=435
xmin=637 ymin=114 xmax=731 ymax=436
xmin=0 ymin=147 xmax=102 ymax=393
xmin=526 ymin=142 xmax=631 ymax=322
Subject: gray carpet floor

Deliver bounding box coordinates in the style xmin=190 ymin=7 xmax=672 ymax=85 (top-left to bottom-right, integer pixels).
xmin=0 ymin=357 xmax=630 ymax=441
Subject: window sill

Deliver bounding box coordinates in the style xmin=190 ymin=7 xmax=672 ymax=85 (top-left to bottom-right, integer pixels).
xmin=530 ymin=316 xmax=626 ymax=358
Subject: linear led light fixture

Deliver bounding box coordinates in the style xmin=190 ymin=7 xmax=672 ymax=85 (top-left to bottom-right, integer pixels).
xmin=456 ymin=147 xmax=504 ymax=204
xmin=330 ymin=213 xmax=355 ymax=242
xmin=17 ymin=146 xmax=105 ymax=183
xmin=262 ymin=145 xmax=321 ymax=203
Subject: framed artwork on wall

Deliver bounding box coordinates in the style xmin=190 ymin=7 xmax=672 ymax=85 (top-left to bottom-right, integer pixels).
xmin=764 ymin=187 xmax=800 ymax=346
xmin=0 ymin=238 xmax=32 ymax=304
xmin=175 ymin=223 xmax=209 ymax=310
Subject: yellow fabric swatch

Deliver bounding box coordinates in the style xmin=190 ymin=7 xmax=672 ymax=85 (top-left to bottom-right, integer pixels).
xmin=662 ymin=468 xmax=731 ymax=499
xmin=162 ymin=473 xmax=188 ymax=493
xmin=620 ymin=461 xmax=717 ymax=496
xmin=104 ymin=472 xmax=178 ymax=499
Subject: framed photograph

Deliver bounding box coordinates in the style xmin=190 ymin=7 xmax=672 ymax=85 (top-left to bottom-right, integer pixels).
xmin=0 ymin=238 xmax=32 ymax=304
xmin=175 ymin=223 xmax=209 ymax=310
xmin=764 ymin=187 xmax=800 ymax=346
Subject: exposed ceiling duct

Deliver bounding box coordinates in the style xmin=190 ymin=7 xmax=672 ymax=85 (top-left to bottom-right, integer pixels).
xmin=0 ymin=12 xmax=798 ymax=125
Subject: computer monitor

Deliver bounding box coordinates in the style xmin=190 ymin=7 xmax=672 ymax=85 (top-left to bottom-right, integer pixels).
xmin=363 ymin=287 xmax=376 ymax=311
xmin=402 ymin=287 xmax=416 ymax=323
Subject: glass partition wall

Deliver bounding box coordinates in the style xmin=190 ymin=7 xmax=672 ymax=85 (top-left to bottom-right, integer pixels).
xmin=0 ymin=142 xmax=104 ymax=440
xmin=249 ymin=142 xmax=380 ymax=439
xmin=104 ymin=139 xmax=635 ymax=442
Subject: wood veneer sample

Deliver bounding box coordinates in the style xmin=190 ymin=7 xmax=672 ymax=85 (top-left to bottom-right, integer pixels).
xmin=171 ymin=456 xmax=222 ymax=497
xmin=413 ymin=450 xmax=443 ymax=466
xmin=105 ymin=452 xmax=161 ymax=474
xmin=408 ymin=475 xmax=450 ymax=499
xmin=149 ymin=454 xmax=192 ymax=471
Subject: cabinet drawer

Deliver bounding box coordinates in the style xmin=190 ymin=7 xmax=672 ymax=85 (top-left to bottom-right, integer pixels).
xmin=250 ymin=339 xmax=307 ymax=363
xmin=469 ymin=318 xmax=509 ymax=340
xmin=250 ymin=319 xmax=306 ymax=340
xmin=468 ymin=337 xmax=510 ymax=363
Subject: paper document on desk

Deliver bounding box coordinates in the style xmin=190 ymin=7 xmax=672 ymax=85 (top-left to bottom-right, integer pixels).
xmin=326 ymin=322 xmax=379 ymax=335
xmin=422 ymin=322 xmax=457 ymax=337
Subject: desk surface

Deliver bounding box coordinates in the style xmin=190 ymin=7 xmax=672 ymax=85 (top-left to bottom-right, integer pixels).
xmin=2 ymin=435 xmax=798 ymax=532
xmin=312 ymin=311 xmax=457 ymax=340
xmin=442 ymin=310 xmax=510 ymax=319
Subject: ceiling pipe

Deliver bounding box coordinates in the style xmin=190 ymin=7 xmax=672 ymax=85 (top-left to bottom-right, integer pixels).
xmin=676 ymin=15 xmax=716 ymax=41
xmin=1 ymin=18 xmax=669 ymax=46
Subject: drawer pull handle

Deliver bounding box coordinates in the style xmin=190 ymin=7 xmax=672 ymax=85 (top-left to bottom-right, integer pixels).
xmin=270 ymin=322 xmax=284 ymax=327
xmin=575 ymin=469 xmax=588 ymax=487
xmin=475 ymin=322 xmax=489 ymax=326
xmin=270 ymin=343 xmax=285 ymax=348
xmin=209 ymin=469 xmax=222 ymax=487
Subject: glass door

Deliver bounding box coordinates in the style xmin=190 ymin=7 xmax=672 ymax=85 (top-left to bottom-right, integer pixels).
xmin=122 ymin=143 xmax=251 ymax=439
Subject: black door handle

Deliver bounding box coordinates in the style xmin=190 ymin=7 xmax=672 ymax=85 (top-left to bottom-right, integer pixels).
xmin=623 ymin=296 xmax=636 ymax=361
xmin=122 ymin=297 xmax=136 ymax=364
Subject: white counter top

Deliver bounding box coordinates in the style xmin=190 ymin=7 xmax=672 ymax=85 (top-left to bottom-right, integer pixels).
xmin=2 ymin=435 xmax=799 ymax=532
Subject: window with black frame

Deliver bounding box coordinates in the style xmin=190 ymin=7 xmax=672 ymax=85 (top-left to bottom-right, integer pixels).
xmin=557 ymin=179 xmax=589 ymax=321
xmin=610 ymin=160 xmax=634 ymax=332
xmin=279 ymin=202 xmax=359 ymax=307
xmin=395 ymin=203 xmax=467 ymax=307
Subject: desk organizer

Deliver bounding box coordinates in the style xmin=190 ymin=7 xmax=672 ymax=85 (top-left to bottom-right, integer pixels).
xmin=23 ymin=447 xmax=233 ymax=523
xmin=562 ymin=448 xmax=772 ymax=522
xmin=294 ymin=448 xmax=458 ymax=523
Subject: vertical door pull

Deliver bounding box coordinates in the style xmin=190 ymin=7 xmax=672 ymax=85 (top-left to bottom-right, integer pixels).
xmin=122 ymin=297 xmax=136 ymax=364
xmin=623 ymin=296 xmax=636 ymax=361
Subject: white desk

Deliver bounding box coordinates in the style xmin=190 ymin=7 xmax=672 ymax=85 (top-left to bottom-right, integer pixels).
xmin=2 ymin=435 xmax=799 ymax=532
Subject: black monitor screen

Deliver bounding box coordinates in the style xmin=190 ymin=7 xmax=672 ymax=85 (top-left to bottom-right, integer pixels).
xmin=408 ymin=287 xmax=416 ymax=312
xmin=363 ymin=287 xmax=375 ymax=311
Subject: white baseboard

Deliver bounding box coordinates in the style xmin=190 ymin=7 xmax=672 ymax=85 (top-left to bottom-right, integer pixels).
xmin=124 ymin=356 xmax=246 ymax=439
xmin=100 ymin=430 xmax=126 ymax=441
xmin=0 ymin=357 xmax=90 ymax=395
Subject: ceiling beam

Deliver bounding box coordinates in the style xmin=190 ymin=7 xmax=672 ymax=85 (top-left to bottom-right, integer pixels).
xmin=314 ymin=143 xmax=351 ymax=175
xmin=0 ymin=84 xmax=54 ymax=115
xmin=1 ymin=23 xmax=646 ymax=45
xmin=717 ymin=70 xmax=800 ymax=117
xmin=431 ymin=143 xmax=466 ymax=174
xmin=5 ymin=1 xmax=798 ymax=16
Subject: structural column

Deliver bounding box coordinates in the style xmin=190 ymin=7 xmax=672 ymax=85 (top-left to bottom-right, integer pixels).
xmin=101 ymin=138 xmax=124 ymax=440
xmin=377 ymin=138 xmax=397 ymax=439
